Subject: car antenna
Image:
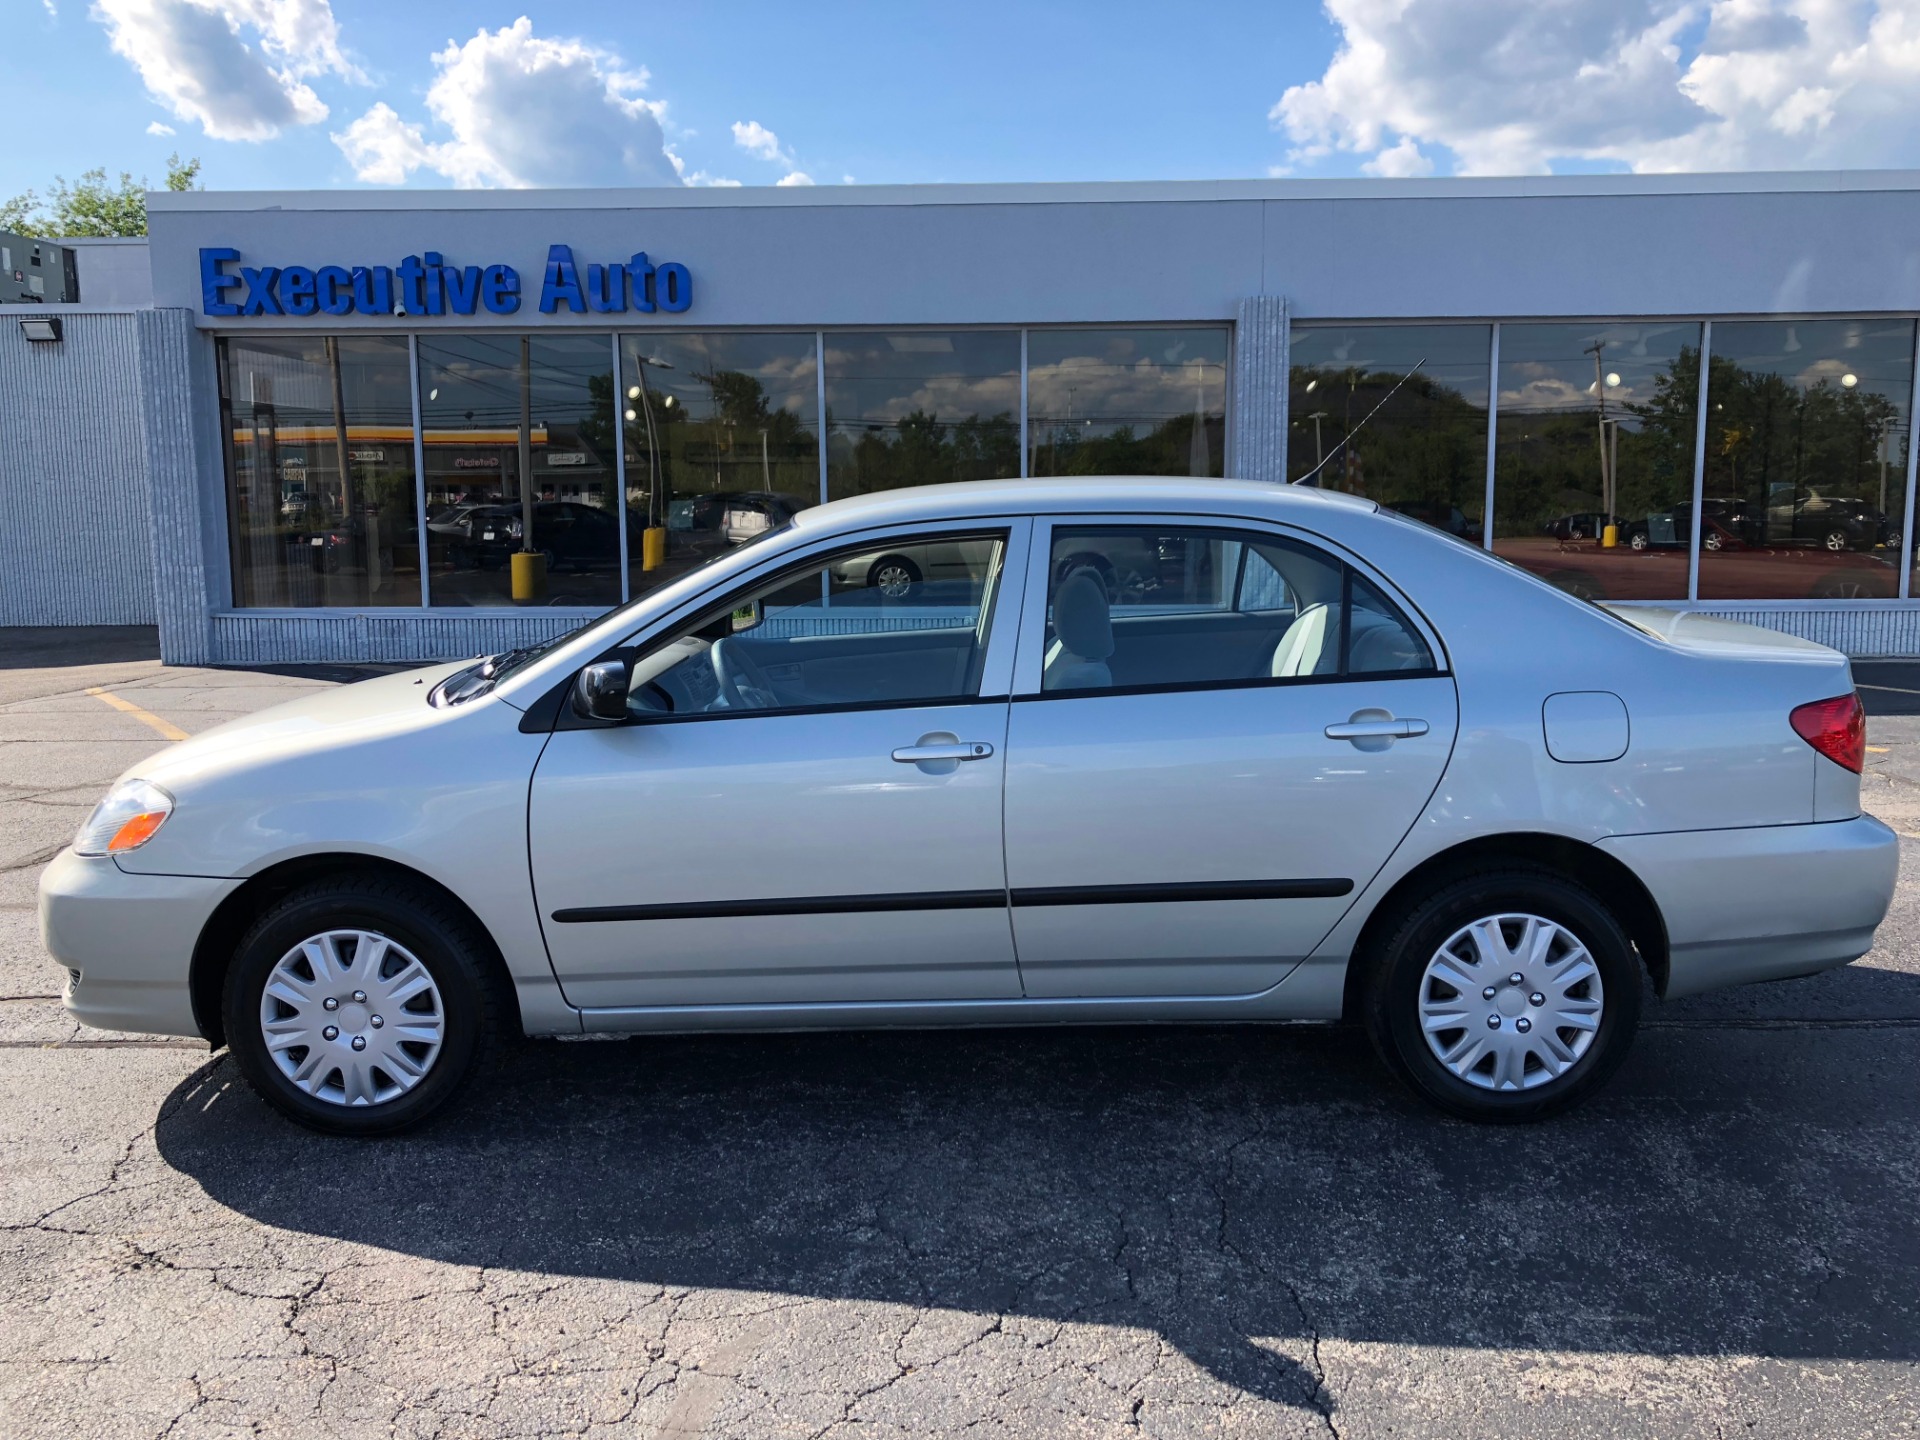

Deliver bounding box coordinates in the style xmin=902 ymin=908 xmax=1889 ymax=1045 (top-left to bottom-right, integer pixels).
xmin=1290 ymin=358 xmax=1426 ymax=485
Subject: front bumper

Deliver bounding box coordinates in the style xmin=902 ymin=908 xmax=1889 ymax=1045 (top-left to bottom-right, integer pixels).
xmin=37 ymin=847 xmax=240 ymax=1038
xmin=1599 ymin=814 xmax=1899 ymax=999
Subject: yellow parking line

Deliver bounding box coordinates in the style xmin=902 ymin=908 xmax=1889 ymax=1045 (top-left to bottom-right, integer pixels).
xmin=84 ymin=687 xmax=190 ymax=742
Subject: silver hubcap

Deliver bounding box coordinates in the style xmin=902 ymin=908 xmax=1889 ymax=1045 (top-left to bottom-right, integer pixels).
xmin=258 ymin=929 xmax=445 ymax=1108
xmin=1417 ymin=913 xmax=1604 ymax=1092
xmin=875 ymin=565 xmax=913 ymax=597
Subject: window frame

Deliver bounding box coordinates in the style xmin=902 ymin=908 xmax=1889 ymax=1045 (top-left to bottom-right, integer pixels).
xmin=552 ymin=516 xmax=1034 ymax=729
xmin=1008 ymin=514 xmax=1448 ymax=701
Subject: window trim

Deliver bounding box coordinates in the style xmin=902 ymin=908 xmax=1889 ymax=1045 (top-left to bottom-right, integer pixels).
xmin=1009 ymin=514 xmax=1448 ymax=700
xmin=550 ymin=520 xmax=1032 ymax=730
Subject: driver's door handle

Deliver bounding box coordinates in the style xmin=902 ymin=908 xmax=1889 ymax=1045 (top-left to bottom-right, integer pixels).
xmin=1324 ymin=717 xmax=1428 ymax=740
xmin=891 ymin=741 xmax=995 ymax=763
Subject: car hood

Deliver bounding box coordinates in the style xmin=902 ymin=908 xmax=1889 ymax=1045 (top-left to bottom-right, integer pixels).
xmin=122 ymin=661 xmax=477 ymax=792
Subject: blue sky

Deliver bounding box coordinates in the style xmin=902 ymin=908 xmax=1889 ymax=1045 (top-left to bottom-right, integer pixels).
xmin=7 ymin=2 xmax=1919 ymax=202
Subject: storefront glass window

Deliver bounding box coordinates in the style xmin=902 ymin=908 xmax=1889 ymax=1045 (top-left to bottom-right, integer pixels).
xmin=620 ymin=332 xmax=820 ymax=602
xmin=222 ymin=335 xmax=420 ymax=607
xmin=1492 ymin=323 xmax=1701 ymax=603
xmin=1026 ymin=327 xmax=1228 ymax=478
xmin=419 ymin=335 xmax=620 ymax=608
xmin=824 ymin=331 xmax=1020 ymax=500
xmin=1698 ymin=320 xmax=1915 ymax=601
xmin=1288 ymin=324 xmax=1491 ymax=541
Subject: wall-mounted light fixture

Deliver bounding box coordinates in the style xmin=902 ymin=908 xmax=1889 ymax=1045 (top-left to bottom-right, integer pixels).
xmin=18 ymin=317 xmax=63 ymax=343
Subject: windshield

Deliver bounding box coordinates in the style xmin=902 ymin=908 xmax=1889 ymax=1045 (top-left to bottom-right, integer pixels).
xmin=429 ymin=519 xmax=794 ymax=705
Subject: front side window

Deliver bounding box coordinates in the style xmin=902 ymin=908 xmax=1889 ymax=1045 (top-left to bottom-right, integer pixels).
xmin=1040 ymin=526 xmax=1433 ymax=694
xmin=625 ymin=533 xmax=1007 ymax=718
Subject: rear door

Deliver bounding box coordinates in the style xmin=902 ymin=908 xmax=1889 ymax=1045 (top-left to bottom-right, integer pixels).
xmin=1002 ymin=517 xmax=1458 ymax=999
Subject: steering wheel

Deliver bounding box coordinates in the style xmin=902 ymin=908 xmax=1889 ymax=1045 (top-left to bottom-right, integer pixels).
xmin=709 ymin=635 xmax=780 ymax=710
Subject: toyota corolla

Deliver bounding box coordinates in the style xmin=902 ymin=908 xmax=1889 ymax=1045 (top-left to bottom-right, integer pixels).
xmin=40 ymin=478 xmax=1898 ymax=1133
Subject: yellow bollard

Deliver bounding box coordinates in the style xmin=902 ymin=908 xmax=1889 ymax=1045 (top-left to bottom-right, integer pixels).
xmin=510 ymin=550 xmax=547 ymax=602
xmin=642 ymin=526 xmax=667 ymax=572
xmin=1601 ymin=523 xmax=1619 ymax=549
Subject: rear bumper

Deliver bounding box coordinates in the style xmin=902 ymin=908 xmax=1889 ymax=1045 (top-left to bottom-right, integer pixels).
xmin=37 ymin=847 xmax=239 ymax=1039
xmin=1599 ymin=815 xmax=1899 ymax=999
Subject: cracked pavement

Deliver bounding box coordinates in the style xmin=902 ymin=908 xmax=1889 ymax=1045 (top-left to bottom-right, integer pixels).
xmin=2 ymin=630 xmax=1918 ymax=1437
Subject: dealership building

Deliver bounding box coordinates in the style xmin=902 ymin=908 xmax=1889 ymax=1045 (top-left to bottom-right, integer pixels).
xmin=3 ymin=173 xmax=1920 ymax=663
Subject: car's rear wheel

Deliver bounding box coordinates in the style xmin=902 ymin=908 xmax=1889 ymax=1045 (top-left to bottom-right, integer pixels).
xmin=1363 ymin=869 xmax=1641 ymax=1122
xmin=223 ymin=876 xmax=503 ymax=1136
xmin=1824 ymin=529 xmax=1851 ymax=552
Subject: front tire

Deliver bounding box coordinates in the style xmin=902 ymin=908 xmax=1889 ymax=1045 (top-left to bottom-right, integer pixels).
xmin=1362 ymin=869 xmax=1641 ymax=1122
xmin=223 ymin=876 xmax=504 ymax=1136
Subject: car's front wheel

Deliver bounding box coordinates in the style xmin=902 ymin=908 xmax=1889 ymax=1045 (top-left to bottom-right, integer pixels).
xmin=1363 ymin=869 xmax=1641 ymax=1121
xmin=223 ymin=876 xmax=503 ymax=1136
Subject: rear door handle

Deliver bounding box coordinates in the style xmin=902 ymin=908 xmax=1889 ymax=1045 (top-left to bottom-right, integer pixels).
xmin=892 ymin=741 xmax=995 ymax=763
xmin=1324 ymin=718 xmax=1429 ymax=740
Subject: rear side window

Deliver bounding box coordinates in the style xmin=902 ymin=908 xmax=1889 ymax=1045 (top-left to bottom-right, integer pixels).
xmin=1040 ymin=526 xmax=1435 ymax=694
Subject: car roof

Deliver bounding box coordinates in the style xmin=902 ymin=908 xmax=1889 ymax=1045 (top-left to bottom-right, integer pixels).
xmin=788 ymin=476 xmax=1378 ymax=531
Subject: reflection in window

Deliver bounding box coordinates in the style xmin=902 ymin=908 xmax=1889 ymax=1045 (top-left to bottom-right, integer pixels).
xmin=1027 ymin=328 xmax=1228 ymax=478
xmin=824 ymin=331 xmax=1020 ymax=499
xmin=1699 ymin=320 xmax=1914 ymax=602
xmin=1288 ymin=324 xmax=1490 ymax=542
xmin=1041 ymin=527 xmax=1432 ymax=693
xmin=621 ymin=333 xmax=820 ymax=605
xmin=419 ymin=335 xmax=620 ymax=608
xmin=627 ymin=534 xmax=1007 ymax=716
xmin=222 ymin=335 xmax=420 ymax=607
xmin=1492 ymin=323 xmax=1701 ymax=603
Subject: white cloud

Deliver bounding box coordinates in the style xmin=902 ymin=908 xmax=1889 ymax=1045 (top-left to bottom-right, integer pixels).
xmin=776 ymin=170 xmax=815 ymax=186
xmin=332 ymin=17 xmax=681 ymax=188
xmin=731 ymin=119 xmax=784 ymax=162
xmin=92 ymin=0 xmax=362 ymax=141
xmin=1272 ymin=0 xmax=1920 ymax=175
xmin=145 ymin=120 xmax=176 ymax=135
xmin=44 ymin=0 xmax=58 ymax=17
xmin=1361 ymin=135 xmax=1433 ymax=177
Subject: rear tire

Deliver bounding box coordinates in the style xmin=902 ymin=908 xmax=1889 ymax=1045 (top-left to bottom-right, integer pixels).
xmin=1362 ymin=868 xmax=1641 ymax=1122
xmin=222 ymin=875 xmax=505 ymax=1136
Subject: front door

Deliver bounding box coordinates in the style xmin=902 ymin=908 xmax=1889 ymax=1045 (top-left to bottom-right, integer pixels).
xmin=531 ymin=524 xmax=1027 ymax=1012
xmin=1003 ymin=520 xmax=1458 ymax=999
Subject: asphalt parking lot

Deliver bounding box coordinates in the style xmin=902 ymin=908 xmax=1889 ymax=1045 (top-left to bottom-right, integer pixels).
xmin=3 ymin=629 xmax=1918 ymax=1438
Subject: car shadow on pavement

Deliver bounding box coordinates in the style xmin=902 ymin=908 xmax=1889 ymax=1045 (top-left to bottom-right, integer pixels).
xmin=154 ymin=1004 xmax=1920 ymax=1420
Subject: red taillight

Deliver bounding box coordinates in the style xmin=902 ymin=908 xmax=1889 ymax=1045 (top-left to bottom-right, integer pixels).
xmin=1790 ymin=692 xmax=1865 ymax=773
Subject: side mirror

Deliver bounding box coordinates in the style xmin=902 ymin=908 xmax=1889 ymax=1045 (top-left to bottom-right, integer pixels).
xmin=730 ymin=599 xmax=763 ymax=633
xmin=572 ymin=660 xmax=630 ymax=722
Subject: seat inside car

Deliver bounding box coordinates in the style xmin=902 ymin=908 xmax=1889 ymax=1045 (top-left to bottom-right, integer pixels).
xmin=1043 ymin=570 xmax=1115 ymax=689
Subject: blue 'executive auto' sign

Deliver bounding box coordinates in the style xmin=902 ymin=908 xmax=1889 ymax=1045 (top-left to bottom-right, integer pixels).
xmin=199 ymin=244 xmax=691 ymax=319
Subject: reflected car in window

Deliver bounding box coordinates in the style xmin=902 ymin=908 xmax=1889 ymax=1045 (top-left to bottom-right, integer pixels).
xmin=40 ymin=477 xmax=1898 ymax=1136
xmin=665 ymin=491 xmax=811 ymax=562
xmin=1758 ymin=488 xmax=1899 ymax=553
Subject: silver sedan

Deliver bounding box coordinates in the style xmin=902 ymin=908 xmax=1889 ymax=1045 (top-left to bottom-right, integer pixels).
xmin=41 ymin=477 xmax=1898 ymax=1133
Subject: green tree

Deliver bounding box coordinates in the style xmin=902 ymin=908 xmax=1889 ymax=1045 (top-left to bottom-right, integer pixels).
xmin=1 ymin=153 xmax=201 ymax=237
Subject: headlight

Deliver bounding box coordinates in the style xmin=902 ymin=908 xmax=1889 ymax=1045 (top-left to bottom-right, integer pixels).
xmin=74 ymin=779 xmax=174 ymax=857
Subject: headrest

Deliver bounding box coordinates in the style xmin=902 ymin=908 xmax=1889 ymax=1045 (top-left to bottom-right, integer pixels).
xmin=1053 ymin=570 xmax=1114 ymax=660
